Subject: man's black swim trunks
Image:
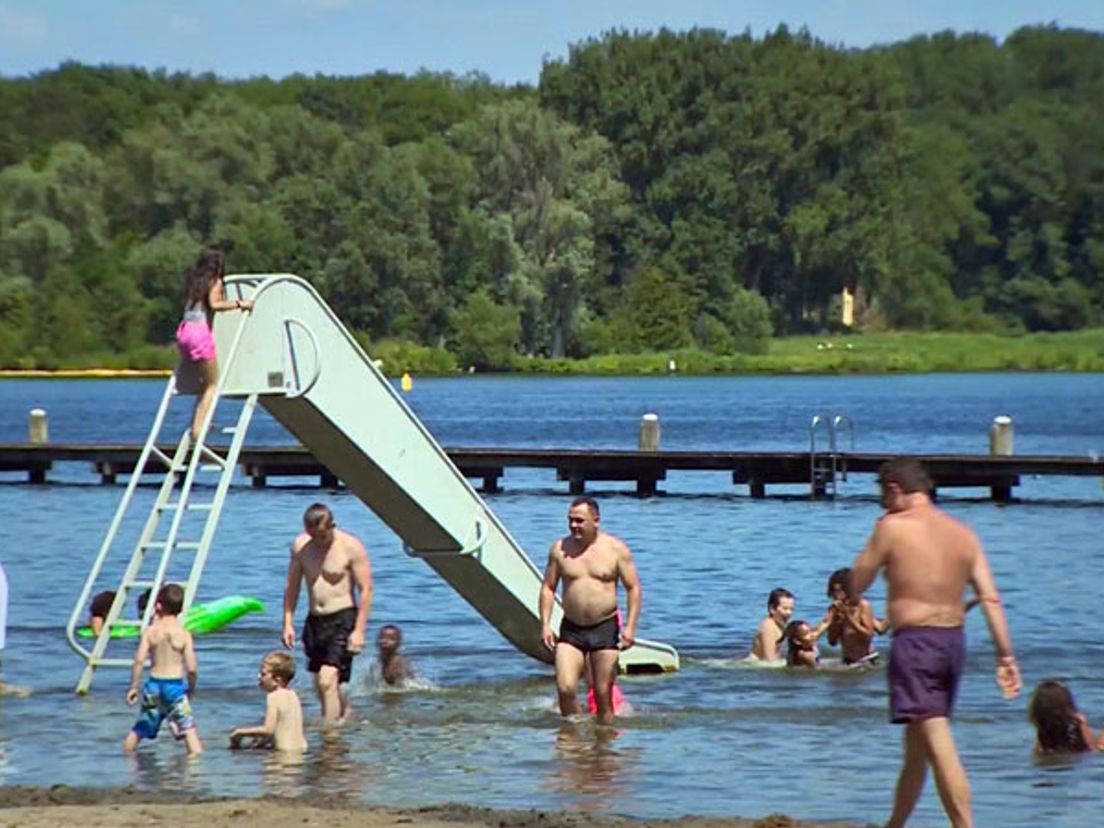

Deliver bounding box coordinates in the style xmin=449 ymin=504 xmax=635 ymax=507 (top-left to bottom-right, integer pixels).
xmin=302 ymin=606 xmax=357 ymax=683
xmin=558 ymin=615 xmax=620 ymax=653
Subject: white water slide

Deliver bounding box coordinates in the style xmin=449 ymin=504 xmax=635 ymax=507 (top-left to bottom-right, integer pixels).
xmin=213 ymin=274 xmax=677 ymax=673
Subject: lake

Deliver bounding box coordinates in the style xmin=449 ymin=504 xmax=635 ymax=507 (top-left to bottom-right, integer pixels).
xmin=1 ymin=373 xmax=1103 ymax=826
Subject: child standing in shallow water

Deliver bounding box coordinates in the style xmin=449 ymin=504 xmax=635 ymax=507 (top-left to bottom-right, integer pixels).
xmin=124 ymin=584 xmax=202 ymax=755
xmin=230 ymin=651 xmax=307 ymax=752
xmin=1029 ymin=680 xmax=1100 ymax=754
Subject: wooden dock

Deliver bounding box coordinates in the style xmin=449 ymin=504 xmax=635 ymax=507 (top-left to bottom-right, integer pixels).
xmin=1 ymin=443 xmax=1102 ymax=501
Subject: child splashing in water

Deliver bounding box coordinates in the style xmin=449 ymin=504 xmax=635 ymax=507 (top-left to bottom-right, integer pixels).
xmin=176 ymin=249 xmax=252 ymax=441
xmin=1028 ymin=680 xmax=1100 ymax=754
xmin=376 ymin=624 xmax=415 ymax=687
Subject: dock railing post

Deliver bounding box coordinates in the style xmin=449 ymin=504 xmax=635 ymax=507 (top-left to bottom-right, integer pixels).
xmin=989 ymin=415 xmax=1013 ymax=455
xmin=989 ymin=415 xmax=1014 ymax=502
xmin=27 ymin=408 xmax=48 ymax=483
xmin=638 ymin=413 xmax=661 ymax=451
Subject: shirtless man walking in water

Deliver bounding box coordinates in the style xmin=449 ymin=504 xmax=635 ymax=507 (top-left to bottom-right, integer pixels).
xmin=282 ymin=503 xmax=373 ymax=722
xmin=849 ymin=458 xmax=1020 ymax=828
xmin=540 ymin=496 xmax=641 ymax=726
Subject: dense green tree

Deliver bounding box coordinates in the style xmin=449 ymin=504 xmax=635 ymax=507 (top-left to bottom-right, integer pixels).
xmin=450 ymin=288 xmax=522 ymax=370
xmin=451 ymin=99 xmax=628 ymax=356
xmin=1 ymin=26 xmax=1103 ymax=367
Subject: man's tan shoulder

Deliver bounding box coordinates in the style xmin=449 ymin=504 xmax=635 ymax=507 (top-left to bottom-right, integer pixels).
xmin=338 ymin=528 xmax=369 ymax=556
xmin=599 ymin=531 xmax=630 ymax=554
xmin=337 ymin=528 xmax=363 ymax=546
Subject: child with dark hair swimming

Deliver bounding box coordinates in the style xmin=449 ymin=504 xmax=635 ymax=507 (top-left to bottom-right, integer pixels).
xmin=1028 ymin=680 xmax=1101 ymax=754
xmin=781 ymin=619 xmax=820 ymax=668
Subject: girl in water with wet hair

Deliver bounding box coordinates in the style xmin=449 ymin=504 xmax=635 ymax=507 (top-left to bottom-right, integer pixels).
xmin=176 ymin=249 xmax=252 ymax=440
xmin=781 ymin=619 xmax=820 ymax=668
xmin=1028 ymin=680 xmax=1099 ymax=754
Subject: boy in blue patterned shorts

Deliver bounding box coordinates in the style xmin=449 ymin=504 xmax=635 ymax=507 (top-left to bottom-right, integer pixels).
xmin=123 ymin=584 xmax=203 ymax=754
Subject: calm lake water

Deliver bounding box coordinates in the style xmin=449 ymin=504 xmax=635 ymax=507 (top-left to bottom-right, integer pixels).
xmin=1 ymin=373 xmax=1103 ymax=827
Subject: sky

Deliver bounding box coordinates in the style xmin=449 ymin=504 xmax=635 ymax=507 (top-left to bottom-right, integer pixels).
xmin=1 ymin=1 xmax=1102 ymax=85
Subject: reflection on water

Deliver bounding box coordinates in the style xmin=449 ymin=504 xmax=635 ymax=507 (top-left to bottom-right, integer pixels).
xmin=128 ymin=747 xmax=203 ymax=792
xmin=303 ymin=730 xmax=380 ymax=799
xmin=548 ymin=723 xmax=638 ymax=810
xmin=261 ymin=749 xmax=307 ymax=798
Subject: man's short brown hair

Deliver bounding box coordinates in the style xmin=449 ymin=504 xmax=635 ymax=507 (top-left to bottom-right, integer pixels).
xmin=262 ymin=650 xmax=296 ymax=684
xmin=878 ymin=457 xmax=933 ymax=494
xmin=303 ymin=502 xmax=334 ymax=529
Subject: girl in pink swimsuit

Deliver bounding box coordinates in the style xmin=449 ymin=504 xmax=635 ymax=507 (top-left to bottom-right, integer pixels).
xmin=176 ymin=249 xmax=252 ymax=440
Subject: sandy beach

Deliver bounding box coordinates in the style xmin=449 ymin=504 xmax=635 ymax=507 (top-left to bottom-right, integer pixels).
xmin=0 ymin=786 xmax=873 ymax=828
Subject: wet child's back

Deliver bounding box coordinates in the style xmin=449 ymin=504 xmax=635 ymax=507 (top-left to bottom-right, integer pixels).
xmin=268 ymin=685 xmax=307 ymax=752
xmin=124 ymin=584 xmax=202 ymax=755
xmin=146 ymin=617 xmax=191 ymax=677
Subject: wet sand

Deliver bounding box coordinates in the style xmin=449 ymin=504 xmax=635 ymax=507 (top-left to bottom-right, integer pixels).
xmin=0 ymin=786 xmax=874 ymax=828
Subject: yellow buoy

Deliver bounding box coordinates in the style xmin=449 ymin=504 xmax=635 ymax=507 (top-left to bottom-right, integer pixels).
xmin=401 ymin=372 xmax=412 ymax=393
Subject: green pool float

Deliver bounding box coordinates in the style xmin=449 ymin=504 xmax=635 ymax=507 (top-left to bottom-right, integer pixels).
xmin=78 ymin=595 xmax=265 ymax=639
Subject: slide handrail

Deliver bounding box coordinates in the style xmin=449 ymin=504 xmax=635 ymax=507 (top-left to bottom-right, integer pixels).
xmin=282 ymin=316 xmax=322 ymax=399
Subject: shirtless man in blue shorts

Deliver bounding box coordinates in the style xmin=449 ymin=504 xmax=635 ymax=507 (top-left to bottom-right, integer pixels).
xmin=539 ymin=496 xmax=641 ymax=726
xmin=849 ymin=458 xmax=1020 ymax=828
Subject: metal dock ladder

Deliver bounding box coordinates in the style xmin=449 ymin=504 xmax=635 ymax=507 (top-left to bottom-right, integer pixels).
xmin=66 ymin=304 xmax=257 ymax=694
xmin=808 ymin=414 xmax=856 ymax=499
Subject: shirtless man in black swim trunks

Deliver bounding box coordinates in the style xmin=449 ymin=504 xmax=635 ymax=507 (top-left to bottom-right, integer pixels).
xmin=539 ymin=496 xmax=641 ymax=725
xmin=282 ymin=503 xmax=373 ymax=722
xmin=849 ymin=458 xmax=1020 ymax=828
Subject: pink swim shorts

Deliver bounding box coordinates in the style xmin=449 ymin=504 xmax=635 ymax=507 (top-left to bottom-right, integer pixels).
xmin=176 ymin=320 xmax=216 ymax=362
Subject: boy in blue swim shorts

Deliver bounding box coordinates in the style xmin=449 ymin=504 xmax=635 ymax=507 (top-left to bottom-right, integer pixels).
xmin=123 ymin=584 xmax=203 ymax=754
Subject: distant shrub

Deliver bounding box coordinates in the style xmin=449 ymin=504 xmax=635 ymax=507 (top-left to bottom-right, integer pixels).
xmin=357 ymin=335 xmax=457 ymax=375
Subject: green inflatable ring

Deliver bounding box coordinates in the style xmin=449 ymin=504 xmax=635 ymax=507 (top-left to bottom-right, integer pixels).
xmin=78 ymin=595 xmax=264 ymax=639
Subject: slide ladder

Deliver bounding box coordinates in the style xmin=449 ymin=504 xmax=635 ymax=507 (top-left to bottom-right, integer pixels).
xmin=71 ymin=274 xmax=677 ymax=691
xmin=66 ymin=283 xmax=259 ymax=693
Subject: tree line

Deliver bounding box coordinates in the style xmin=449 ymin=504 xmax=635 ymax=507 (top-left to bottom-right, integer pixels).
xmin=1 ymin=24 xmax=1101 ymax=369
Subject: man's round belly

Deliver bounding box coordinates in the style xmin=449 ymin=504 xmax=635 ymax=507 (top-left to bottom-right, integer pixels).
xmin=889 ymin=599 xmax=964 ymax=630
xmin=561 ymin=582 xmax=617 ymax=626
xmin=309 ymin=590 xmax=354 ymax=616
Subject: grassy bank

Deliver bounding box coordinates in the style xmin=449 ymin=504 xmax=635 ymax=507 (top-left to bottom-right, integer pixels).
xmin=1 ymin=330 xmax=1102 ymax=378
xmin=513 ymin=329 xmax=1104 ymax=375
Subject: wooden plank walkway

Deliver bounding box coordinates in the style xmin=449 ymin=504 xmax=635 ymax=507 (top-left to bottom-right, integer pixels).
xmin=1 ymin=443 xmax=1102 ymax=501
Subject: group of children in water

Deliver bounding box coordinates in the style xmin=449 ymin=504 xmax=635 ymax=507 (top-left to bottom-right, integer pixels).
xmin=749 ymin=567 xmax=887 ymax=669
xmin=102 ymin=583 xmax=413 ymax=755
xmin=751 ymin=567 xmax=1104 ymax=756
xmin=98 ymin=571 xmax=1101 ymax=758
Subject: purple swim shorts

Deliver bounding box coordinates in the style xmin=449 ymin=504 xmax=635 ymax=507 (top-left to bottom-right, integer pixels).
xmin=888 ymin=626 xmax=966 ymax=724
xmin=176 ymin=320 xmax=216 ymax=362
